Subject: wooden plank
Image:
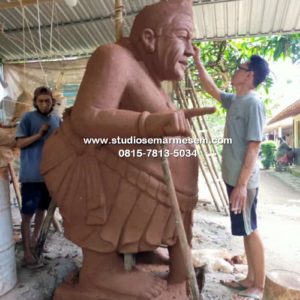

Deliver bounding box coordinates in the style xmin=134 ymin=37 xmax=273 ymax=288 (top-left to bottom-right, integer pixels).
xmin=0 ymin=0 xmax=55 ymax=11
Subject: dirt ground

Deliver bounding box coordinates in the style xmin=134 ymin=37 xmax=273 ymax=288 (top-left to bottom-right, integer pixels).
xmin=3 ymin=169 xmax=300 ymax=299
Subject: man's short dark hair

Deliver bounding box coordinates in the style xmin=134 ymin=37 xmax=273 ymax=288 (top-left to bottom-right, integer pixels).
xmin=248 ymin=55 xmax=270 ymax=87
xmin=33 ymin=86 xmax=55 ymax=111
xmin=33 ymin=86 xmax=53 ymax=103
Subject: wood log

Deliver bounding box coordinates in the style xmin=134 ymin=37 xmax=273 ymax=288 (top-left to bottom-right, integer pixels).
xmin=264 ymin=269 xmax=300 ymax=300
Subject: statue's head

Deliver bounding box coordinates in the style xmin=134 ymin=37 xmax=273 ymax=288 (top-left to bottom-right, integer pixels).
xmin=130 ymin=0 xmax=194 ymax=81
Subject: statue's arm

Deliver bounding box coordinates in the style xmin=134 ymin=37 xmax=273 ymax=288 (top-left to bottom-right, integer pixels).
xmin=70 ymin=44 xmax=143 ymax=138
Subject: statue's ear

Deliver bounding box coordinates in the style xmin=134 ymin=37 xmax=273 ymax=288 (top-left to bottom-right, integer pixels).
xmin=141 ymin=28 xmax=156 ymax=53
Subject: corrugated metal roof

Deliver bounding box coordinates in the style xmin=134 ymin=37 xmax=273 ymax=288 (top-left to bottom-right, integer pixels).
xmin=193 ymin=0 xmax=300 ymax=40
xmin=0 ymin=0 xmax=299 ymax=62
xmin=268 ymin=99 xmax=300 ymax=125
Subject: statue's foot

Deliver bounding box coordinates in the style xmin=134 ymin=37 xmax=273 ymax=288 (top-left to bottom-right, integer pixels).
xmin=80 ymin=266 xmax=167 ymax=299
xmin=55 ymin=277 xmax=187 ymax=300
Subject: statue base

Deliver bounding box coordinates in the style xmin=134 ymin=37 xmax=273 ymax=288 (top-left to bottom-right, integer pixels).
xmin=54 ymin=281 xmax=189 ymax=300
xmin=54 ymin=264 xmax=190 ymax=300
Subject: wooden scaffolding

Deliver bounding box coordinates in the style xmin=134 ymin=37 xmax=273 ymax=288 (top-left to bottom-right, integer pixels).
xmin=173 ymin=70 xmax=229 ymax=216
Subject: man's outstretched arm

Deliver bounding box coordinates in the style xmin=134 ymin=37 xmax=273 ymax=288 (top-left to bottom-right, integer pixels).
xmin=193 ymin=46 xmax=222 ymax=102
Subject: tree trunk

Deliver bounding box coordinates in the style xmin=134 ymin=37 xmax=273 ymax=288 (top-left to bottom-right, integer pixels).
xmin=264 ymin=270 xmax=300 ymax=300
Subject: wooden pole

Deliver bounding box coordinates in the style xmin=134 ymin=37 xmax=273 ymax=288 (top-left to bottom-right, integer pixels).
xmin=159 ymin=145 xmax=201 ymax=300
xmin=114 ymin=0 xmax=137 ymax=272
xmin=186 ymin=72 xmax=229 ymax=206
xmin=115 ymin=0 xmax=124 ymax=41
xmin=7 ymin=162 xmax=22 ymax=212
xmin=34 ymin=198 xmax=56 ymax=258
xmin=175 ymin=83 xmax=222 ymax=213
xmin=186 ymin=82 xmax=229 ymax=213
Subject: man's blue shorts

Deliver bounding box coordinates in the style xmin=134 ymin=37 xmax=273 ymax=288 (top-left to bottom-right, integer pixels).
xmin=21 ymin=182 xmax=51 ymax=215
xmin=226 ymin=183 xmax=258 ymax=236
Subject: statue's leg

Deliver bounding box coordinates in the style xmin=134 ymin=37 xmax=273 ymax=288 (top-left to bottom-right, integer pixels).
xmin=168 ymin=240 xmax=186 ymax=284
xmin=168 ymin=211 xmax=192 ymax=284
xmin=79 ymin=248 xmax=167 ymax=299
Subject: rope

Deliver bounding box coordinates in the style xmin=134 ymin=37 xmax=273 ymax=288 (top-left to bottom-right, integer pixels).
xmin=18 ymin=0 xmax=48 ymax=86
xmin=37 ymin=0 xmax=43 ymax=52
xmin=54 ymin=1 xmax=63 ymax=58
xmin=113 ymin=5 xmax=126 ymax=23
xmin=49 ymin=0 xmax=55 ymax=54
xmin=21 ymin=1 xmax=26 ymax=88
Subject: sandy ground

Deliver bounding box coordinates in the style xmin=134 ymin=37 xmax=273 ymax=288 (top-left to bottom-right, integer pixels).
xmin=2 ymin=169 xmax=300 ymax=299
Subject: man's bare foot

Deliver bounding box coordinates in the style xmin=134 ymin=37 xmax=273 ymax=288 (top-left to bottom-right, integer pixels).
xmin=79 ymin=249 xmax=167 ymax=299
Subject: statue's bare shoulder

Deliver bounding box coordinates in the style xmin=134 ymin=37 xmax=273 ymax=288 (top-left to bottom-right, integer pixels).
xmin=88 ymin=43 xmax=137 ymax=76
xmin=74 ymin=42 xmax=137 ymax=113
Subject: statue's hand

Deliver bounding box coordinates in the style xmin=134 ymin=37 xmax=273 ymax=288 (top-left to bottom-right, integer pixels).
xmin=144 ymin=107 xmax=216 ymax=137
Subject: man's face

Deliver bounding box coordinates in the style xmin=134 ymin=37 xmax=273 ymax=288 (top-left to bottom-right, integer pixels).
xmin=35 ymin=94 xmax=53 ymax=114
xmin=231 ymin=61 xmax=252 ymax=88
xmin=153 ymin=14 xmax=194 ymax=81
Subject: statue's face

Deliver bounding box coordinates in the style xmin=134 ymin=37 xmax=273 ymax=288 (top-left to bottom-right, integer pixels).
xmin=154 ymin=14 xmax=194 ymax=81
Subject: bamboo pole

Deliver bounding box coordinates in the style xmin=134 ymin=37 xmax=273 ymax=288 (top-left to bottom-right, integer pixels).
xmin=114 ymin=0 xmax=137 ymax=273
xmin=186 ymin=73 xmax=229 ymax=206
xmin=35 ymin=199 xmax=56 ymax=258
xmin=115 ymin=0 xmax=124 ymax=41
xmin=176 ymin=74 xmax=229 ymax=214
xmin=175 ymin=84 xmax=222 ymax=213
xmin=7 ymin=163 xmax=22 ymax=212
xmin=159 ymin=144 xmax=201 ymax=300
xmin=186 ymin=82 xmax=229 ymax=213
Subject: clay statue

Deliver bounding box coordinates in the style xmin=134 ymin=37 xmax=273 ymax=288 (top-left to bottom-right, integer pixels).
xmin=41 ymin=0 xmax=215 ymax=299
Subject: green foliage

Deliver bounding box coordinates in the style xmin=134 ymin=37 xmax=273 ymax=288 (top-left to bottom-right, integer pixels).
xmin=262 ymin=34 xmax=300 ymax=62
xmin=261 ymin=141 xmax=277 ymax=169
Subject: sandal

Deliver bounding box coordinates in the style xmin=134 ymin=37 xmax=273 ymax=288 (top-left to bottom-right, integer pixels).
xmin=220 ymin=279 xmax=248 ymax=291
xmin=235 ymin=292 xmax=262 ymax=300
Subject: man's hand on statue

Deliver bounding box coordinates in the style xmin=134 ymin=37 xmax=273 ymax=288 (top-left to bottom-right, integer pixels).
xmin=144 ymin=107 xmax=216 ymax=137
xmin=230 ymin=185 xmax=247 ymax=214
